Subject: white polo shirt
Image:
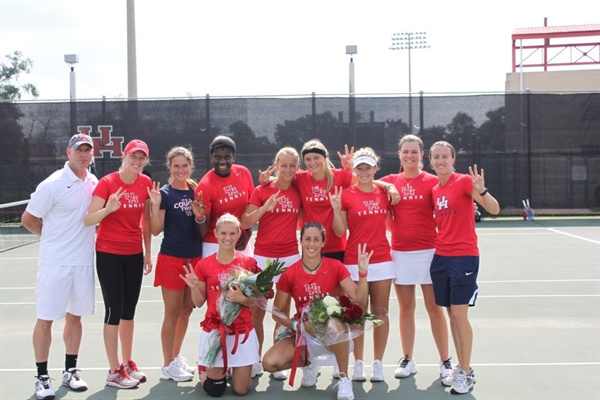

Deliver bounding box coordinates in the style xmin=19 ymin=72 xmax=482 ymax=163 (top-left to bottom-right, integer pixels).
xmin=26 ymin=162 xmax=98 ymax=266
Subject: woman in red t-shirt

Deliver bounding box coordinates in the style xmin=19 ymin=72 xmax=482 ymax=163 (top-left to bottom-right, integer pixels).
xmin=262 ymin=222 xmax=373 ymax=400
xmin=429 ymin=141 xmax=499 ymax=394
xmin=241 ymin=146 xmax=302 ymax=379
xmin=194 ymin=136 xmax=254 ymax=257
xmin=84 ymin=139 xmax=152 ymax=389
xmin=180 ymin=213 xmax=260 ymax=397
xmin=380 ymin=134 xmax=452 ymax=380
xmin=331 ymin=147 xmax=393 ymax=382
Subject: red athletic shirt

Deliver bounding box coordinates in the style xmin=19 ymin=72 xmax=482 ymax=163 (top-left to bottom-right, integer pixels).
xmin=249 ymin=183 xmax=301 ymax=258
xmin=431 ymin=173 xmax=479 ymax=256
xmin=195 ymin=165 xmax=254 ymax=244
xmin=341 ymin=185 xmax=391 ymax=264
xmin=93 ymin=172 xmax=152 ymax=255
xmin=276 ymin=257 xmax=350 ymax=321
xmin=381 ymin=172 xmax=438 ymax=251
xmin=292 ymin=169 xmax=353 ymax=253
xmin=194 ymin=253 xmax=260 ymax=332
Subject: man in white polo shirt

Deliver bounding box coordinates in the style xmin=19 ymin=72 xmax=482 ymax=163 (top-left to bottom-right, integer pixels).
xmin=22 ymin=133 xmax=98 ymax=400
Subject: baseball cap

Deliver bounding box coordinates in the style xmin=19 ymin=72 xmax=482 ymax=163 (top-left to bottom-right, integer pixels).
xmin=124 ymin=139 xmax=149 ymax=157
xmin=68 ymin=134 xmax=94 ymax=149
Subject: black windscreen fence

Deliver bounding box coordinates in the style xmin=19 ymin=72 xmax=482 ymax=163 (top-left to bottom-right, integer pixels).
xmin=1 ymin=93 xmax=598 ymax=215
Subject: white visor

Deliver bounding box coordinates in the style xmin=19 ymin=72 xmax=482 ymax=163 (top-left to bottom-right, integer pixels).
xmin=353 ymin=156 xmax=377 ymax=168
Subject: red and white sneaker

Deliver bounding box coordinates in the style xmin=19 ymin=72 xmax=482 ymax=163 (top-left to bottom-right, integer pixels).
xmin=106 ymin=364 xmax=139 ymax=389
xmin=124 ymin=360 xmax=147 ymax=383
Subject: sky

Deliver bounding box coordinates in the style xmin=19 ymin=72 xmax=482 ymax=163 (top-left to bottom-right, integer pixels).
xmin=1 ymin=0 xmax=599 ymax=101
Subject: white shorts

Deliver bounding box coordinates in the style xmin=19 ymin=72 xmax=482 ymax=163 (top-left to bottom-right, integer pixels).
xmin=253 ymin=254 xmax=300 ymax=283
xmin=36 ymin=264 xmax=95 ymax=321
xmin=392 ymin=249 xmax=435 ymax=285
xmin=202 ymin=242 xmax=253 ymax=258
xmin=345 ymin=261 xmax=395 ymax=282
xmin=197 ymin=328 xmax=260 ymax=368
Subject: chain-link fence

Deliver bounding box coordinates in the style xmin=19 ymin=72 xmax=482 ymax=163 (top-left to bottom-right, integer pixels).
xmin=1 ymin=92 xmax=598 ymax=216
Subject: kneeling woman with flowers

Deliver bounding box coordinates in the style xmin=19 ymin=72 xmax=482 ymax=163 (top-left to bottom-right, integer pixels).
xmin=180 ymin=214 xmax=265 ymax=397
xmin=262 ymin=222 xmax=376 ymax=400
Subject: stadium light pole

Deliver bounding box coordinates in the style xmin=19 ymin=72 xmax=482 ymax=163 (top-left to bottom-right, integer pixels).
xmin=389 ymin=32 xmax=429 ymax=133
xmin=64 ymin=54 xmax=79 ymax=135
xmin=346 ymin=45 xmax=357 ymax=146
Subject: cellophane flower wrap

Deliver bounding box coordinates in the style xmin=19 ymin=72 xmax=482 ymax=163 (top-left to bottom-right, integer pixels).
xmin=203 ymin=258 xmax=286 ymax=368
xmin=305 ymin=294 xmax=383 ymax=345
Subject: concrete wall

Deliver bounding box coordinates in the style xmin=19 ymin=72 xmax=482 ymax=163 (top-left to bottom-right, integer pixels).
xmin=505 ymin=69 xmax=600 ymax=92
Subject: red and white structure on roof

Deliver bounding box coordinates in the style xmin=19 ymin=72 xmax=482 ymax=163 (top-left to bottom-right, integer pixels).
xmin=512 ymin=18 xmax=600 ymax=72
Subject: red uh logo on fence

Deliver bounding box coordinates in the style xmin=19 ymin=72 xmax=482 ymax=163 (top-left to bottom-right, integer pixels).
xmin=77 ymin=126 xmax=124 ymax=158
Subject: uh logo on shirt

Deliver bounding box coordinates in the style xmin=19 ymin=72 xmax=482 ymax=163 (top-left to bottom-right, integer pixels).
xmin=219 ymin=185 xmax=246 ymax=204
xmin=275 ymin=196 xmax=298 ymax=213
xmin=306 ymin=186 xmax=327 ymax=202
xmin=435 ymin=195 xmax=456 ymax=217
xmin=297 ymin=283 xmax=330 ymax=302
xmin=122 ymin=192 xmax=143 ymax=208
xmin=210 ymin=272 xmax=230 ymax=291
xmin=357 ymin=200 xmax=385 ymax=216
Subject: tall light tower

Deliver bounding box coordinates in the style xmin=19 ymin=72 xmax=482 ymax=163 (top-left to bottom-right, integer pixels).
xmin=64 ymin=54 xmax=79 ymax=135
xmin=346 ymin=45 xmax=357 ymax=145
xmin=126 ymin=0 xmax=138 ymax=99
xmin=389 ymin=32 xmax=429 ymax=133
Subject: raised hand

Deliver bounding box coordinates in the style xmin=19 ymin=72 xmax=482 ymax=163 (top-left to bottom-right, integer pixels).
xmin=180 ymin=264 xmax=199 ymax=288
xmin=147 ymin=181 xmax=161 ymax=208
xmin=337 ymin=144 xmax=355 ymax=171
xmin=263 ymin=190 xmax=282 ymax=213
xmin=106 ymin=187 xmax=124 ymax=213
xmin=328 ymin=186 xmax=343 ymax=211
xmin=357 ymin=243 xmax=374 ymax=275
xmin=469 ymin=164 xmax=486 ymax=194
xmin=192 ymin=190 xmax=206 ymax=219
xmin=258 ymin=165 xmax=277 ymax=185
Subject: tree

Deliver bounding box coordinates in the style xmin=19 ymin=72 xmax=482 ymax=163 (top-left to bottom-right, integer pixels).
xmin=0 ymin=51 xmax=39 ymax=166
xmin=275 ymin=111 xmax=338 ymax=149
xmin=1 ymin=51 xmax=39 ymax=100
xmin=477 ymin=106 xmax=506 ymax=153
xmin=446 ymin=112 xmax=477 ymax=152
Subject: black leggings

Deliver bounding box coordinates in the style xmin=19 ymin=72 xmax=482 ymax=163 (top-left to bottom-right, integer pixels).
xmin=96 ymin=251 xmax=144 ymax=325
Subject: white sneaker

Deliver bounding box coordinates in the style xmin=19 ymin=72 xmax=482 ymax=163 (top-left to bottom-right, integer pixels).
xmin=160 ymin=359 xmax=194 ymax=382
xmin=35 ymin=375 xmax=55 ymax=400
xmin=442 ymin=364 xmax=476 ymax=387
xmin=332 ymin=364 xmax=340 ymax=379
xmin=439 ymin=357 xmax=453 ymax=378
xmin=335 ymin=376 xmax=355 ymax=400
xmin=370 ymin=360 xmax=384 ymax=382
xmin=450 ymin=370 xmax=474 ymax=394
xmin=175 ymin=354 xmax=196 ymax=374
xmin=251 ymin=362 xmax=264 ymax=378
xmin=394 ymin=357 xmax=417 ymax=378
xmin=351 ymin=360 xmax=366 ymax=382
xmin=61 ymin=368 xmax=88 ymax=391
xmin=105 ymin=365 xmax=139 ymax=389
xmin=271 ymin=370 xmax=288 ymax=380
xmin=301 ymin=363 xmax=320 ymax=387
xmin=124 ymin=359 xmax=147 ymax=383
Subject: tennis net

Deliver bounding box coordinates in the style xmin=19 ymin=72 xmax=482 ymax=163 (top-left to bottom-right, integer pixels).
xmin=0 ymin=200 xmax=38 ymax=252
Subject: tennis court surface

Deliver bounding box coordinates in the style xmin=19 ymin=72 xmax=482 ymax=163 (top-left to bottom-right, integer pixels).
xmin=1 ymin=217 xmax=599 ymax=399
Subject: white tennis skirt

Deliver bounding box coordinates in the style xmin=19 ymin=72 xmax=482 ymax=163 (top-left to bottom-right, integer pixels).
xmin=197 ymin=328 xmax=260 ymax=368
xmin=392 ymin=249 xmax=435 ymax=285
xmin=345 ymin=261 xmax=395 ymax=282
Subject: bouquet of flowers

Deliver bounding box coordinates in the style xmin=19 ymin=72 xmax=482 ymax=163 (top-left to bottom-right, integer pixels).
xmin=203 ymin=258 xmax=286 ymax=368
xmin=306 ymin=294 xmax=382 ymax=344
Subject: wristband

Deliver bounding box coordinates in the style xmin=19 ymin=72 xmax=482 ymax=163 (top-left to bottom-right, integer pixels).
xmin=195 ymin=216 xmax=206 ymax=225
xmin=291 ymin=320 xmax=297 ymax=331
xmin=479 ymin=189 xmax=488 ymax=197
xmin=358 ymin=271 xmax=368 ymax=279
xmin=384 ymin=184 xmax=393 ymax=191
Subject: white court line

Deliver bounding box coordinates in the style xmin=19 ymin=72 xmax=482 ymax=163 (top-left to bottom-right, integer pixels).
xmin=3 ymin=294 xmax=600 ymax=306
xmin=2 ymin=361 xmax=599 ymax=373
xmin=546 ymin=227 xmax=600 ymax=244
xmin=3 ymin=279 xmax=599 ymax=291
